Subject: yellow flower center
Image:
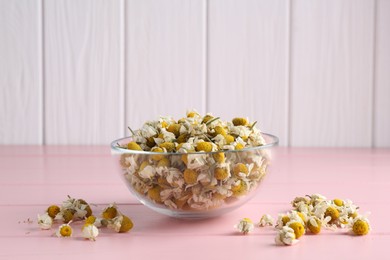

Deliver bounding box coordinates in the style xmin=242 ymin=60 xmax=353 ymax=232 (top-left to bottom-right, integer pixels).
xmin=196 ymin=142 xmax=213 ymax=152
xmin=235 ymin=143 xmax=244 ymax=150
xmin=352 ymin=219 xmax=370 ymax=236
xmin=333 ymin=198 xmax=344 ymax=207
xmin=212 ymin=152 xmax=225 ymax=163
xmin=325 ymin=206 xmax=340 ymax=222
xmin=127 ymin=142 xmax=142 ymax=151
xmin=307 ymin=216 xmax=321 ymax=234
xmin=47 ymin=205 xmax=60 ymax=218
xmin=85 ymin=215 xmax=96 ymax=225
xmin=62 ymin=209 xmax=74 ymax=223
xmin=183 ymin=169 xmax=198 ymax=184
xmin=214 ymin=126 xmax=227 ymax=137
xmin=202 ymin=115 xmax=214 ymax=124
xmin=225 ymin=135 xmax=235 ymax=144
xmin=157 ymin=157 xmax=171 ymax=168
xmin=233 ymin=163 xmax=249 ymax=176
xmin=102 ymin=207 xmax=117 ymax=220
xmin=281 ymin=216 xmax=290 ymax=226
xmin=60 ymin=225 xmax=72 ymax=237
xmin=147 ymin=186 xmax=162 ymax=203
xmin=151 ymin=147 xmax=164 ymax=161
xmin=288 ymin=222 xmax=305 ymax=239
xmin=119 ymin=215 xmax=134 ymax=233
xmin=159 ymin=142 xmax=175 ymax=152
xmin=167 ymin=124 xmax=181 ymax=137
xmin=232 ymin=117 xmax=248 ymax=126
xmin=231 ymin=181 xmax=247 ymax=196
xmin=214 ymin=167 xmax=229 ymax=181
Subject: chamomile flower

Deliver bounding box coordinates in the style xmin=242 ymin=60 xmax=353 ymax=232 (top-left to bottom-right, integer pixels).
xmin=82 ymin=224 xmax=99 ymax=241
xmin=108 ymin=215 xmax=134 ymax=233
xmin=287 ymin=221 xmax=305 ymax=239
xmin=37 ymin=213 xmax=53 ymax=230
xmin=349 ymin=215 xmax=371 ymax=236
xmin=56 ymin=223 xmax=73 ymax=238
xmin=47 ymin=205 xmax=60 ymax=219
xmin=306 ymin=216 xmax=322 ymax=234
xmin=258 ymin=214 xmax=274 ymax=227
xmin=275 ymin=226 xmax=299 ymax=246
xmin=102 ymin=203 xmax=118 ymax=220
xmin=234 ymin=218 xmax=254 ymax=235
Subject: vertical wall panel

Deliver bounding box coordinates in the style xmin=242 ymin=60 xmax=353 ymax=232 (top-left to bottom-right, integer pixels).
xmin=290 ymin=0 xmax=375 ymax=147
xmin=208 ymin=0 xmax=289 ymax=145
xmin=44 ymin=0 xmax=123 ymax=144
xmin=126 ymin=0 xmax=205 ymax=129
xmin=0 ymin=0 xmax=42 ymax=144
xmin=374 ymin=0 xmax=390 ymax=147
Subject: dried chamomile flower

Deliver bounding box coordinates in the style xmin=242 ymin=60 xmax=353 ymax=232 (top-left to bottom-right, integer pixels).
xmin=275 ymin=226 xmax=299 ymax=246
xmin=102 ymin=203 xmax=118 ymax=219
xmin=127 ymin=141 xmax=142 ymax=151
xmin=306 ymin=216 xmax=322 ymax=234
xmin=56 ymin=223 xmax=73 ymax=238
xmin=308 ymin=194 xmax=327 ymax=206
xmin=214 ymin=167 xmax=229 ymax=181
xmin=333 ymin=198 xmax=344 ymax=207
xmin=76 ymin=199 xmax=93 ymax=218
xmin=37 ymin=213 xmax=53 ymax=230
xmin=324 ymin=206 xmax=340 ymax=223
xmin=234 ymin=218 xmax=254 ymax=235
xmin=287 ymin=221 xmax=305 ymax=239
xmin=85 ymin=215 xmax=96 ymax=225
xmin=47 ymin=205 xmax=60 ymax=219
xmin=258 ymin=214 xmax=274 ymax=227
xmin=291 ymin=197 xmax=310 ymax=208
xmin=108 ymin=215 xmax=134 ymax=233
xmin=82 ymin=224 xmax=99 ymax=241
xmin=275 ymin=211 xmax=304 ymax=229
xmin=86 ymin=215 xmax=106 ymax=228
xmin=232 ymin=117 xmax=248 ymax=126
xmin=55 ymin=209 xmax=74 ymax=223
xmin=350 ymin=215 xmax=371 ymax=236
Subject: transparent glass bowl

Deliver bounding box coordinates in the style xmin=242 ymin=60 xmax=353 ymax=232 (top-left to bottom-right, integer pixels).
xmin=111 ymin=133 xmax=278 ymax=219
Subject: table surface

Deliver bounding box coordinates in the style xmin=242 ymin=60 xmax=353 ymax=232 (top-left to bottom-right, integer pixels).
xmin=0 ymin=146 xmax=389 ymax=260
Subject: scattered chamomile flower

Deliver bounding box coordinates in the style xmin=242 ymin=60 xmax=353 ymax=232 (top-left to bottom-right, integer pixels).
xmin=102 ymin=203 xmax=118 ymax=220
xmin=47 ymin=205 xmax=60 ymax=219
xmin=287 ymin=221 xmax=305 ymax=239
xmin=350 ymin=215 xmax=371 ymax=236
xmin=234 ymin=218 xmax=254 ymax=235
xmin=37 ymin=213 xmax=53 ymax=230
xmin=85 ymin=215 xmax=96 ymax=225
xmin=306 ymin=216 xmax=322 ymax=234
xmin=58 ymin=209 xmax=74 ymax=223
xmin=275 ymin=226 xmax=299 ymax=246
xmin=108 ymin=215 xmax=134 ymax=233
xmin=56 ymin=223 xmax=73 ymax=238
xmin=82 ymin=224 xmax=99 ymax=241
xmin=258 ymin=214 xmax=274 ymax=227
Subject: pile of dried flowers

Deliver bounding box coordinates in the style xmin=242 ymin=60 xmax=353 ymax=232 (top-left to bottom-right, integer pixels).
xmin=234 ymin=194 xmax=371 ymax=245
xmin=37 ymin=196 xmax=133 ymax=241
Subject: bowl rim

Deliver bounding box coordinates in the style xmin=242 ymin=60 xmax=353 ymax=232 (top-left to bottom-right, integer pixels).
xmin=111 ymin=132 xmax=279 ymax=155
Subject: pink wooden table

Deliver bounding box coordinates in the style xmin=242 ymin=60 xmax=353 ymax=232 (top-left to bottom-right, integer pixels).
xmin=1 ymin=146 xmax=389 ymax=259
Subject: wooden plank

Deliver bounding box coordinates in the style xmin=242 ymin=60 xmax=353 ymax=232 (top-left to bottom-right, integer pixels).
xmin=0 ymin=0 xmax=42 ymax=144
xmin=374 ymin=0 xmax=390 ymax=147
xmin=44 ymin=0 xmax=123 ymax=144
xmin=126 ymin=0 xmax=205 ymax=129
xmin=208 ymin=0 xmax=289 ymax=145
xmin=290 ymin=0 xmax=375 ymax=147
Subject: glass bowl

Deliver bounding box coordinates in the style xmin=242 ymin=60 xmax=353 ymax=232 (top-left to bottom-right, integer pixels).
xmin=111 ymin=133 xmax=278 ymax=219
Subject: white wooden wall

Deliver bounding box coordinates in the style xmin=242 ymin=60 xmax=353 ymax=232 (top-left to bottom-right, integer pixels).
xmin=0 ymin=0 xmax=389 ymax=147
